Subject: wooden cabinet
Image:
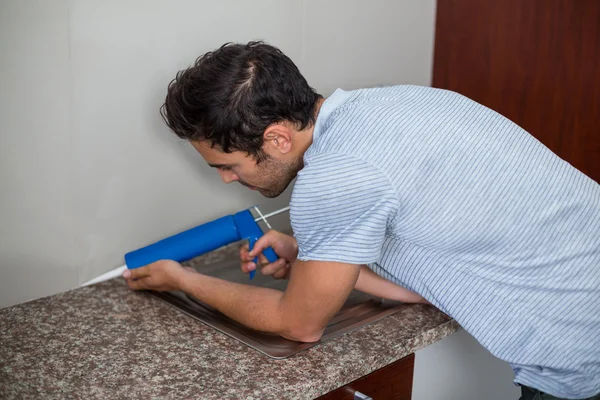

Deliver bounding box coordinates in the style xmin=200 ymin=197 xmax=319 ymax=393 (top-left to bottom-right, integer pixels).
xmin=317 ymin=353 xmax=414 ymax=400
xmin=433 ymin=0 xmax=600 ymax=183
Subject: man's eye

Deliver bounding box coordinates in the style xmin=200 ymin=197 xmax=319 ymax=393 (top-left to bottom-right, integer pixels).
xmin=219 ymin=166 xmax=232 ymax=171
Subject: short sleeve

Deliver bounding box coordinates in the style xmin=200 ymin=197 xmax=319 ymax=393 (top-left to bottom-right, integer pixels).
xmin=290 ymin=153 xmax=399 ymax=265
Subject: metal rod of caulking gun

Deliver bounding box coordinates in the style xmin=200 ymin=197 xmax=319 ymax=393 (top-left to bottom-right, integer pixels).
xmin=253 ymin=206 xmax=272 ymax=230
xmin=252 ymin=206 xmax=290 ymax=225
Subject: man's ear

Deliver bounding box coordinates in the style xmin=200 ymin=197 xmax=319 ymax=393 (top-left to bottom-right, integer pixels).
xmin=264 ymin=123 xmax=293 ymax=154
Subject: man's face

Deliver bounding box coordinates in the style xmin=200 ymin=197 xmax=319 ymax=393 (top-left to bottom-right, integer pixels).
xmin=191 ymin=140 xmax=300 ymax=198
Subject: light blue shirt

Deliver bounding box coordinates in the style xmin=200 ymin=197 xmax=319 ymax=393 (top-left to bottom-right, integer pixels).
xmin=290 ymin=86 xmax=600 ymax=398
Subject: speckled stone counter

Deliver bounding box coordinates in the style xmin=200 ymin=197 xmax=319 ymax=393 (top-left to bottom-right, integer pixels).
xmin=0 ymin=276 xmax=459 ymax=400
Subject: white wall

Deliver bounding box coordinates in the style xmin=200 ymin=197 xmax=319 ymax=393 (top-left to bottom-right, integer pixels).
xmin=413 ymin=330 xmax=520 ymax=400
xmin=0 ymin=0 xmax=76 ymax=308
xmin=0 ymin=0 xmax=436 ymax=308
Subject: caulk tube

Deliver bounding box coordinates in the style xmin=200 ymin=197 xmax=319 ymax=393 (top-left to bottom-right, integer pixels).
xmin=124 ymin=215 xmax=241 ymax=269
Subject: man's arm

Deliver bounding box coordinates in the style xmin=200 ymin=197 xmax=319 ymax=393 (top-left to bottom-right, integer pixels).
xmin=125 ymin=259 xmax=359 ymax=342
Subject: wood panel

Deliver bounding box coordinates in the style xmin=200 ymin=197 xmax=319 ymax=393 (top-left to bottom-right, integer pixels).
xmin=317 ymin=353 xmax=414 ymax=400
xmin=433 ymin=0 xmax=600 ymax=182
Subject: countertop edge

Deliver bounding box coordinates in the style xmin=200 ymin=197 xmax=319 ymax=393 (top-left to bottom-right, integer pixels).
xmin=306 ymin=318 xmax=462 ymax=399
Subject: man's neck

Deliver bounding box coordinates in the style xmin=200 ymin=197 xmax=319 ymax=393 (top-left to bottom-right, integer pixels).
xmin=294 ymin=97 xmax=326 ymax=158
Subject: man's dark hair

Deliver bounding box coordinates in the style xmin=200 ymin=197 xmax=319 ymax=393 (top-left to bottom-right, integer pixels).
xmin=160 ymin=41 xmax=322 ymax=161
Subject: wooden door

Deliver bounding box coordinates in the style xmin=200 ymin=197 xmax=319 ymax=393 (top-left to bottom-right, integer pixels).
xmin=433 ymin=0 xmax=600 ymax=182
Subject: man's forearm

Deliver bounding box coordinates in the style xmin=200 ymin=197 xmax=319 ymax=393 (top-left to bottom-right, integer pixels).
xmin=125 ymin=259 xmax=355 ymax=343
xmin=355 ymin=265 xmax=429 ymax=304
xmin=178 ymin=271 xmax=289 ymax=336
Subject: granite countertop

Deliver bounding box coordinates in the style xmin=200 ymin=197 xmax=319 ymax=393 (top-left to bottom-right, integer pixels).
xmin=0 ymin=251 xmax=459 ymax=400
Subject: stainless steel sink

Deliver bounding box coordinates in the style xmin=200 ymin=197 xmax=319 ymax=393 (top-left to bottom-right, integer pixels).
xmin=145 ymin=241 xmax=405 ymax=359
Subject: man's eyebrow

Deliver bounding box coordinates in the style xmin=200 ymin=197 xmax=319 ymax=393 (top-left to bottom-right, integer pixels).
xmin=208 ymin=163 xmax=230 ymax=169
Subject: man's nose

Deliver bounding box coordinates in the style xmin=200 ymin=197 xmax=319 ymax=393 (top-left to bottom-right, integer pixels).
xmin=218 ymin=170 xmax=239 ymax=184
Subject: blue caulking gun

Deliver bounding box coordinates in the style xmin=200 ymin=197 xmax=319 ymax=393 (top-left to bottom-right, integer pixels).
xmin=123 ymin=206 xmax=289 ymax=280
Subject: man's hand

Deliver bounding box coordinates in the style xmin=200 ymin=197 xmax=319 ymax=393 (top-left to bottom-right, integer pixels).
xmin=239 ymin=230 xmax=429 ymax=304
xmin=122 ymin=260 xmax=193 ymax=292
xmin=240 ymin=230 xmax=298 ymax=279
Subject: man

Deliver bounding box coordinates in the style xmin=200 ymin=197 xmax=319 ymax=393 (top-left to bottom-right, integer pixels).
xmin=123 ymin=42 xmax=599 ymax=399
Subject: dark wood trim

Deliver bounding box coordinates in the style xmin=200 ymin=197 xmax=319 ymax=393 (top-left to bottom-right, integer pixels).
xmin=317 ymin=353 xmax=414 ymax=400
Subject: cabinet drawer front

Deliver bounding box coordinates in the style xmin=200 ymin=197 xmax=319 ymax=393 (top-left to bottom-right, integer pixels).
xmin=317 ymin=353 xmax=414 ymax=400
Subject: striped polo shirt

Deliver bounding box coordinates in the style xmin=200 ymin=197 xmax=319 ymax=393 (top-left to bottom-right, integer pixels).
xmin=290 ymin=86 xmax=600 ymax=398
